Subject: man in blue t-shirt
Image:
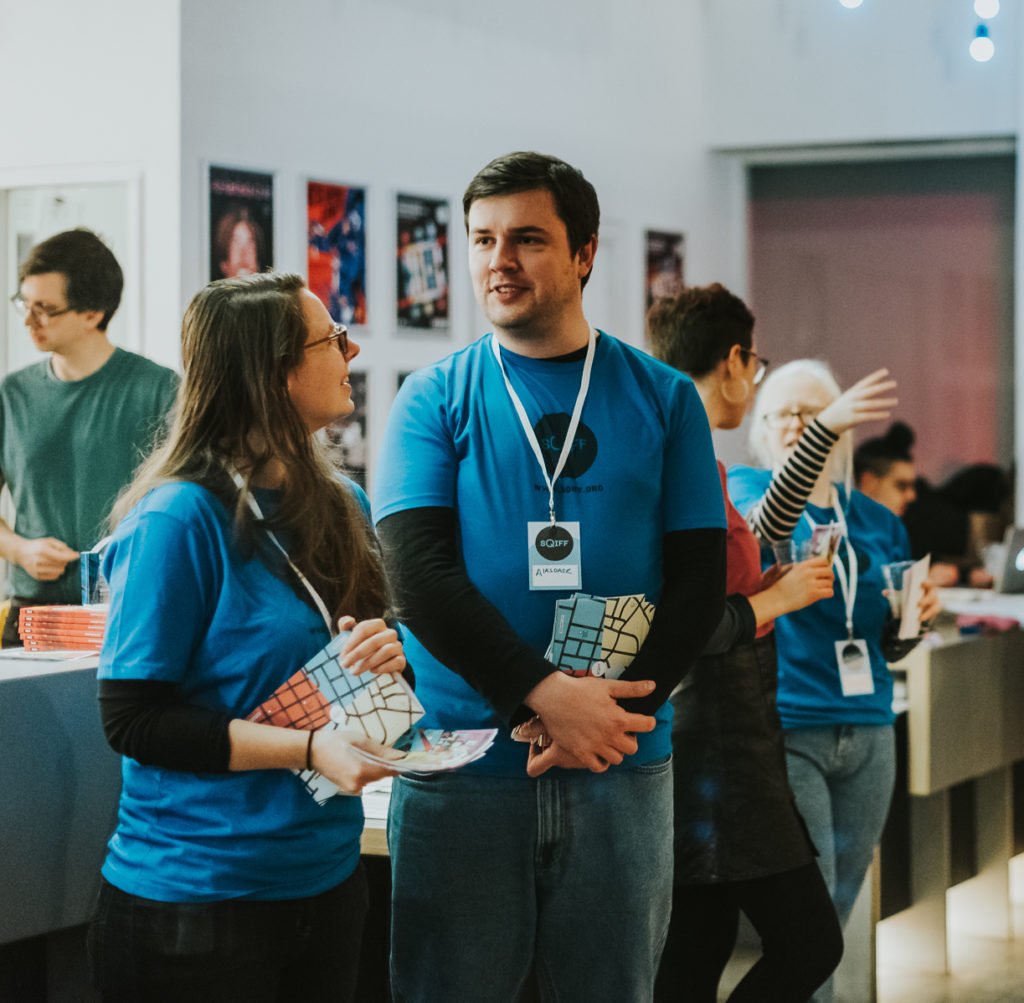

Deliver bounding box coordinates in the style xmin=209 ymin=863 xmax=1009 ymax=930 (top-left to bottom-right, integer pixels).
xmin=374 ymin=151 xmax=726 ymax=1001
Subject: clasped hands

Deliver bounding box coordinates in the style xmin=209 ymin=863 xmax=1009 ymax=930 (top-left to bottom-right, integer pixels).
xmin=514 ymin=671 xmax=657 ymax=777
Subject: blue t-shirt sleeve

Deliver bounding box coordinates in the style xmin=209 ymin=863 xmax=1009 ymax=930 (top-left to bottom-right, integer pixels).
xmin=342 ymin=476 xmax=372 ymax=523
xmin=373 ymin=370 xmax=456 ymax=519
xmin=99 ymin=506 xmax=218 ymax=684
xmin=896 ymin=514 xmax=911 ymax=560
xmin=726 ymin=465 xmax=771 ymax=519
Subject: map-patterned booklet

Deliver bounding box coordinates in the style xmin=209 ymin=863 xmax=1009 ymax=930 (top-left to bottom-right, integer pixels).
xmin=247 ymin=632 xmax=425 ymax=804
xmin=512 ymin=592 xmax=656 ymax=747
xmin=545 ymin=593 xmax=656 ymax=679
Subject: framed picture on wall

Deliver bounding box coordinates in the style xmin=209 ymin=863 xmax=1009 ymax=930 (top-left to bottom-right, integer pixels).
xmin=208 ymin=165 xmax=274 ymax=282
xmin=396 ymin=193 xmax=450 ymax=331
xmin=321 ymin=370 xmax=368 ymax=488
xmin=644 ymin=230 xmax=686 ymax=311
xmin=307 ymin=181 xmax=367 ymax=327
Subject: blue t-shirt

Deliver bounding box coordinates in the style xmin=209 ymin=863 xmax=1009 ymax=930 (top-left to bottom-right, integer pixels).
xmin=374 ymin=332 xmax=725 ymax=775
xmin=98 ymin=481 xmax=366 ymax=902
xmin=727 ymin=468 xmax=910 ymax=730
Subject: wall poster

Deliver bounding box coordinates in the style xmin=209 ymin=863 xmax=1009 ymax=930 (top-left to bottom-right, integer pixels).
xmin=322 ymin=371 xmax=368 ymax=488
xmin=644 ymin=230 xmax=686 ymax=312
xmin=209 ymin=165 xmax=274 ymax=281
xmin=307 ymin=181 xmax=368 ymax=327
xmin=396 ymin=193 xmax=450 ymax=330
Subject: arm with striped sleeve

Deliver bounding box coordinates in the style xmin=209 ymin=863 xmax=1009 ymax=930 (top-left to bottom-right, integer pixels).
xmin=745 ymin=419 xmax=839 ymax=543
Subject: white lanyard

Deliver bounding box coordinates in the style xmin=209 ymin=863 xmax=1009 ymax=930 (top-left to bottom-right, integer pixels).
xmin=804 ymin=486 xmax=857 ymax=639
xmin=490 ymin=329 xmax=596 ymax=525
xmin=227 ymin=467 xmax=335 ymax=635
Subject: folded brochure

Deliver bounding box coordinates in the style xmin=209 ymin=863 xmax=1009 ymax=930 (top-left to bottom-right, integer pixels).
xmin=512 ymin=592 xmax=655 ymax=745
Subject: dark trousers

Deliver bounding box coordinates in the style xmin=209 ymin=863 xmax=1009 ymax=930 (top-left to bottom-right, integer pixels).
xmin=654 ymin=862 xmax=843 ymax=1003
xmin=87 ymin=867 xmax=369 ymax=1002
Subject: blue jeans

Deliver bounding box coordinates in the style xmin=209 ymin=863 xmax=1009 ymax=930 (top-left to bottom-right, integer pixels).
xmin=784 ymin=724 xmax=896 ymax=927
xmin=87 ymin=867 xmax=368 ymax=1001
xmin=388 ymin=760 xmax=673 ymax=1003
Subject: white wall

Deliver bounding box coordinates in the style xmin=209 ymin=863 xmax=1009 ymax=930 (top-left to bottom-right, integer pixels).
xmin=0 ymin=0 xmax=183 ymax=370
xmin=6 ymin=0 xmax=1022 ymax=495
xmin=703 ymin=0 xmax=1019 ymax=149
xmin=180 ymin=0 xmax=730 ymax=487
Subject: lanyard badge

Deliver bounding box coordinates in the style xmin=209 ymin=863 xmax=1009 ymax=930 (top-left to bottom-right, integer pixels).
xmin=491 ymin=331 xmax=594 ymax=591
xmin=804 ymin=488 xmax=874 ymax=697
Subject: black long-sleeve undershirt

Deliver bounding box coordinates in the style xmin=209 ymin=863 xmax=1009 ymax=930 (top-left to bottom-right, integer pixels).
xmin=98 ymin=656 xmax=415 ymax=773
xmin=376 ymin=506 xmax=725 ymax=722
xmin=98 ymin=678 xmax=233 ymax=773
xmin=701 ymin=594 xmax=757 ymax=657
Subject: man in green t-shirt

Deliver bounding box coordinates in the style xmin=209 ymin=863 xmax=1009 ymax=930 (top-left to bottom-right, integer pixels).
xmin=1 ymin=228 xmax=179 ymax=645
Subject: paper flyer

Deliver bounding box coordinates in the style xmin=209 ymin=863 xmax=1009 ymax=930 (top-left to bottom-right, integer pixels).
xmin=898 ymin=555 xmax=931 ymax=639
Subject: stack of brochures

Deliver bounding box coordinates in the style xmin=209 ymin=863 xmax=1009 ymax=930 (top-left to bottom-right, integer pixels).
xmin=18 ymin=604 xmax=108 ymax=651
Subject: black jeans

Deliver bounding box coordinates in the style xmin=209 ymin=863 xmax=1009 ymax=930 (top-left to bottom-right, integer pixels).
xmin=654 ymin=862 xmax=843 ymax=1003
xmin=87 ymin=866 xmax=369 ymax=1002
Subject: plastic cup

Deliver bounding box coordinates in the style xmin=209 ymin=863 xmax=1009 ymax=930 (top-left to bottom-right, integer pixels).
xmin=771 ymin=539 xmax=796 ymax=568
xmin=882 ymin=560 xmax=916 ymax=617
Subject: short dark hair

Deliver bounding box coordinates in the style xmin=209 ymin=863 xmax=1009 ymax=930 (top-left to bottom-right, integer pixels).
xmin=18 ymin=228 xmax=124 ymax=331
xmin=463 ymin=151 xmax=600 ymax=289
xmin=854 ymin=422 xmax=915 ymax=481
xmin=646 ymin=283 xmax=755 ymax=377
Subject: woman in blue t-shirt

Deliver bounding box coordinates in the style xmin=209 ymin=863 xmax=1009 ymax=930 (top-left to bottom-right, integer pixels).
xmin=728 ymin=360 xmax=940 ymax=935
xmin=88 ymin=272 xmax=405 ymax=1001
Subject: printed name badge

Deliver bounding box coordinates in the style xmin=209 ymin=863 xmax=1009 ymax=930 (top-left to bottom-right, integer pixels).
xmin=528 ymin=521 xmax=581 ymax=590
xmin=835 ymin=638 xmax=875 ymax=697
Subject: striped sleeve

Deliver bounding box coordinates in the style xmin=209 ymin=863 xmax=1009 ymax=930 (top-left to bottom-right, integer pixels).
xmin=746 ymin=419 xmax=840 ymax=543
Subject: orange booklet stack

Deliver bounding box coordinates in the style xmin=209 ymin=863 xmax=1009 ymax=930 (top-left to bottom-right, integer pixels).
xmin=18 ymin=603 xmax=108 ymax=651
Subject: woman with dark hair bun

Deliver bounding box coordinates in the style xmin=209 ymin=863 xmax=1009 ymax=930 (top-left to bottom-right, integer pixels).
xmin=854 ymin=421 xmax=917 ymax=517
xmin=88 ymin=272 xmax=404 ymax=1001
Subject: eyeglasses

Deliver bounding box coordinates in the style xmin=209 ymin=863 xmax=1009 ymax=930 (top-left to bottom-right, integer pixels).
xmin=304 ymin=322 xmax=349 ymax=356
xmin=763 ymin=407 xmax=822 ymax=429
xmin=10 ymin=292 xmax=74 ymax=323
xmin=738 ymin=348 xmax=770 ymax=386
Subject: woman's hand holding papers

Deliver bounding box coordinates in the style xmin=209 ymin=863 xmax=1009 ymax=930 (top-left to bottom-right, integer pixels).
xmin=310 ymin=729 xmax=402 ymax=794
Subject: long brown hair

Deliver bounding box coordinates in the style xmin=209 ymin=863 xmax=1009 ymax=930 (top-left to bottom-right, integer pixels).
xmin=113 ymin=271 xmax=390 ymax=622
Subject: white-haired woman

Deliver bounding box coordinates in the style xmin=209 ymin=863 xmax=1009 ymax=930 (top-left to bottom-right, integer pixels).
xmin=728 ymin=360 xmax=940 ymax=934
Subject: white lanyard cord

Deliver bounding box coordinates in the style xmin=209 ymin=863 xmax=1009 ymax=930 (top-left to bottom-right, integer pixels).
xmin=227 ymin=466 xmax=335 ymax=635
xmin=490 ymin=329 xmax=596 ymax=524
xmin=803 ymin=486 xmax=857 ymax=639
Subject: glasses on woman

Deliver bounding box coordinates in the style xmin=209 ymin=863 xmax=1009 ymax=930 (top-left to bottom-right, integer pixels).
xmin=763 ymin=407 xmax=822 ymax=429
xmin=738 ymin=348 xmax=770 ymax=385
xmin=304 ymin=322 xmax=349 ymax=356
xmin=10 ymin=293 xmax=73 ymax=324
